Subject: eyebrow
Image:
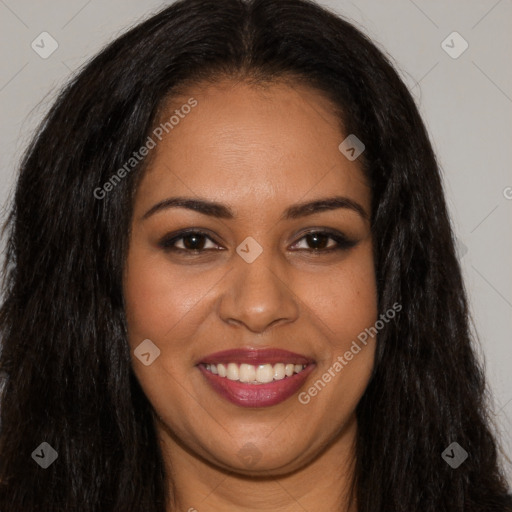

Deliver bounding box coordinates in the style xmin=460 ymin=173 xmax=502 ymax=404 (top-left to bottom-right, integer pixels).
xmin=142 ymin=195 xmax=368 ymax=222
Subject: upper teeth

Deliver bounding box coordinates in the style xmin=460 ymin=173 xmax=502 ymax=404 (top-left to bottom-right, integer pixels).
xmin=204 ymin=363 xmax=307 ymax=384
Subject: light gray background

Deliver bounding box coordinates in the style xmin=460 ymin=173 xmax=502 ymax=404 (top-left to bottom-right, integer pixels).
xmin=0 ymin=0 xmax=511 ymax=481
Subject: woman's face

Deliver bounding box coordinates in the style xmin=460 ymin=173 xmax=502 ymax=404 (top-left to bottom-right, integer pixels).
xmin=123 ymin=79 xmax=377 ymax=475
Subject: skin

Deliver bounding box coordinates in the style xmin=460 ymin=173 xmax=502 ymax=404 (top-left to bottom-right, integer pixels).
xmin=123 ymin=78 xmax=377 ymax=512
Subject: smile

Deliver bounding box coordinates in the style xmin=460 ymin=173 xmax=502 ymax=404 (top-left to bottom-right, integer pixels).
xmin=203 ymin=362 xmax=308 ymax=384
xmin=197 ymin=348 xmax=315 ymax=408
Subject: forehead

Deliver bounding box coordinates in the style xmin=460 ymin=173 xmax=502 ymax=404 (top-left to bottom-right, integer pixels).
xmin=135 ymin=79 xmax=370 ymax=217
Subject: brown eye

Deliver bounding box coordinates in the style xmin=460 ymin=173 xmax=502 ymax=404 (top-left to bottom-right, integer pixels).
xmin=303 ymin=232 xmax=333 ymax=250
xmin=158 ymin=230 xmax=220 ymax=253
xmin=290 ymin=230 xmax=357 ymax=252
xmin=178 ymin=233 xmax=208 ymax=250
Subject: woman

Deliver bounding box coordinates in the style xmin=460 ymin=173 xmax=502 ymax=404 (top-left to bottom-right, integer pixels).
xmin=0 ymin=0 xmax=510 ymax=510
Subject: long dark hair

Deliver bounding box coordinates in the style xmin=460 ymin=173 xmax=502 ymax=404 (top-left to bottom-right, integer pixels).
xmin=0 ymin=0 xmax=510 ymax=510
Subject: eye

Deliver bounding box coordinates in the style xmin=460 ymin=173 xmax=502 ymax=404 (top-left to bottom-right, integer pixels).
xmin=158 ymin=228 xmax=357 ymax=255
xmin=290 ymin=230 xmax=357 ymax=253
xmin=158 ymin=230 xmax=221 ymax=253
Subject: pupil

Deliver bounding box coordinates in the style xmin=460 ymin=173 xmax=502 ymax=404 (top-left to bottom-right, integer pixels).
xmin=307 ymin=233 xmax=328 ymax=250
xmin=184 ymin=234 xmax=204 ymax=250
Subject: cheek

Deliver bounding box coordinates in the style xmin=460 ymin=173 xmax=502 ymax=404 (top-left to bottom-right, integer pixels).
xmin=301 ymin=243 xmax=377 ymax=352
xmin=294 ymin=243 xmax=377 ymax=412
xmin=122 ymin=249 xmax=212 ymax=422
xmin=123 ymin=249 xmax=210 ymax=343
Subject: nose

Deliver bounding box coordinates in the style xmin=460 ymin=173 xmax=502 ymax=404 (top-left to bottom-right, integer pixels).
xmin=217 ymin=249 xmax=299 ymax=333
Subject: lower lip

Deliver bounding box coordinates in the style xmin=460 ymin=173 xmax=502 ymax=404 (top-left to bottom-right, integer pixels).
xmin=197 ymin=364 xmax=315 ymax=408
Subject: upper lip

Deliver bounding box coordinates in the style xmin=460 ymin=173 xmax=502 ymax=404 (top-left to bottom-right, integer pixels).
xmin=198 ymin=348 xmax=314 ymax=366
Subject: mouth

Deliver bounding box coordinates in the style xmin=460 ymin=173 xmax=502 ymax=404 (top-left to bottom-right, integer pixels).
xmin=197 ymin=348 xmax=315 ymax=408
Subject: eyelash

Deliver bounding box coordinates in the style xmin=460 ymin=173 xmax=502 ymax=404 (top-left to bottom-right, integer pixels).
xmin=158 ymin=228 xmax=357 ymax=255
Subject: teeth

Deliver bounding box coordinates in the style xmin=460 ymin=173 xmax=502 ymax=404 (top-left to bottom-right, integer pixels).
xmin=218 ymin=363 xmax=227 ymax=377
xmin=256 ymin=364 xmax=274 ymax=383
xmin=239 ymin=363 xmax=256 ymax=382
xmin=273 ymin=363 xmax=285 ymax=380
xmin=226 ymin=363 xmax=239 ymax=381
xmin=204 ymin=362 xmax=307 ymax=384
